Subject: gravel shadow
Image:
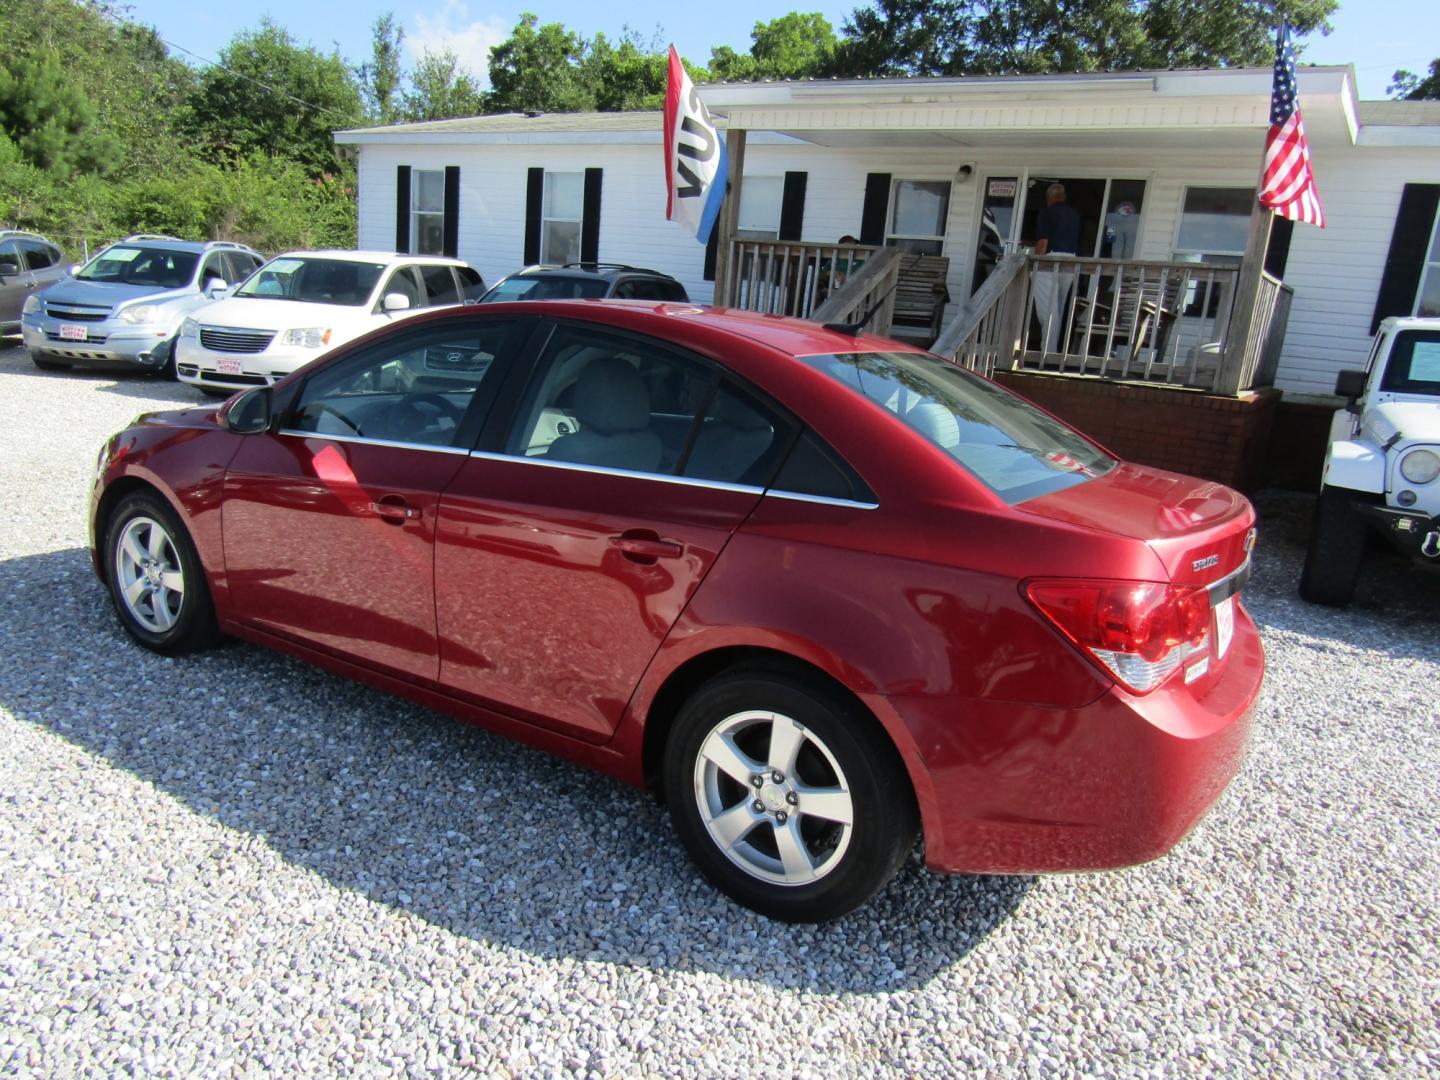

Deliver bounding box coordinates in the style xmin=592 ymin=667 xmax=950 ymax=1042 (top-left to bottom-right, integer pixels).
xmin=0 ymin=546 xmax=1031 ymax=995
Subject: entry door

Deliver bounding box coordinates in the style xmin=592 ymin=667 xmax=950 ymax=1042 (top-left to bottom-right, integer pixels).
xmin=435 ymin=323 xmax=790 ymax=742
xmin=222 ymin=318 xmax=526 ymax=681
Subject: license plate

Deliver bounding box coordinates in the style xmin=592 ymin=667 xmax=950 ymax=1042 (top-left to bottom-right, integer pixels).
xmin=1215 ymin=595 xmax=1236 ymax=659
xmin=216 ymin=357 xmax=242 ymax=375
xmin=59 ymin=323 xmax=88 ymax=341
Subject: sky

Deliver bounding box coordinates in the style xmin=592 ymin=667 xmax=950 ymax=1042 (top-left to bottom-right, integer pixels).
xmin=118 ymin=0 xmax=1438 ymax=99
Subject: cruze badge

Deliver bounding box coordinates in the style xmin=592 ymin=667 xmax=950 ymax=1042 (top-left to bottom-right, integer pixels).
xmin=1192 ymin=554 xmax=1220 ymax=572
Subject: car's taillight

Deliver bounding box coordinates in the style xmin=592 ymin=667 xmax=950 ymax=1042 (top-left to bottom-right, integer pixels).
xmin=1024 ymin=579 xmax=1211 ymax=695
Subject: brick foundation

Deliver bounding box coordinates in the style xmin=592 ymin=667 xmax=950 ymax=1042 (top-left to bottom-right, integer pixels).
xmin=993 ymin=371 xmax=1281 ymax=493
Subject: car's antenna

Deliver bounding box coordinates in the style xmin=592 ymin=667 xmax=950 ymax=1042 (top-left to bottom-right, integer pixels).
xmin=823 ymin=282 xmax=899 ymax=337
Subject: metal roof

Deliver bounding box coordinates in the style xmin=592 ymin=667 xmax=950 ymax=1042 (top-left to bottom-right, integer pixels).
xmin=336 ymin=111 xmax=661 ymax=138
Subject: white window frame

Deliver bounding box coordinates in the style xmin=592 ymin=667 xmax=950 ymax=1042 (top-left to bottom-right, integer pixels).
xmin=542 ymin=171 xmax=584 ymax=265
xmin=411 ymin=169 xmax=446 ymax=256
xmin=1414 ymin=206 xmax=1440 ymax=317
xmin=885 ymin=178 xmax=953 ymax=254
xmin=736 ymin=176 xmax=783 ymax=242
xmin=1171 ymin=185 xmax=1255 ymax=263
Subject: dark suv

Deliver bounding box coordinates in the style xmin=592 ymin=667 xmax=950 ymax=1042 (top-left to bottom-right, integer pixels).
xmin=479 ymin=263 xmax=688 ymax=304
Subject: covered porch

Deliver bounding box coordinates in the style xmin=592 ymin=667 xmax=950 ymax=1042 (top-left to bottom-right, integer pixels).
xmin=696 ymin=69 xmax=1355 ymax=487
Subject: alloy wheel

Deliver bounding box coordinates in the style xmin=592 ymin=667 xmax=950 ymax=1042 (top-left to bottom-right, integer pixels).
xmin=114 ymin=516 xmax=186 ymax=634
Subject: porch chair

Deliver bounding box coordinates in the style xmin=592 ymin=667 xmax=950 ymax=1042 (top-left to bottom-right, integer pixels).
xmin=887 ymin=254 xmax=952 ymax=347
xmin=1069 ymin=266 xmax=1184 ymax=375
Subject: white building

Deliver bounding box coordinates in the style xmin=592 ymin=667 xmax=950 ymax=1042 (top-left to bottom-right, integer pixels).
xmin=336 ymin=67 xmax=1439 ymax=406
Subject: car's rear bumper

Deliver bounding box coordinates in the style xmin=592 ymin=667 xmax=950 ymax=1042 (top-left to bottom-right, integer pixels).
xmin=876 ymin=602 xmax=1263 ymax=875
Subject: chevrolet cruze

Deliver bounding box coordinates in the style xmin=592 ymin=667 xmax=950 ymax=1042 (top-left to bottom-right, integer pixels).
xmin=88 ymin=301 xmax=1262 ymax=921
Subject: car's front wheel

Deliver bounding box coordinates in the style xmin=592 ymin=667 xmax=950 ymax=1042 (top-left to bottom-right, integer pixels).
xmin=103 ymin=492 xmax=219 ymax=655
xmin=1299 ymin=486 xmax=1368 ymax=606
xmin=665 ymin=669 xmax=918 ymax=922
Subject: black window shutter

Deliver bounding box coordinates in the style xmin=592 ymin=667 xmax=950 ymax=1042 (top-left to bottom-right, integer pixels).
xmin=703 ymin=206 xmax=721 ymax=282
xmin=395 ymin=165 xmax=411 ymax=254
xmin=581 ymin=167 xmax=603 ymax=264
xmin=1372 ymin=183 xmax=1440 ymax=333
xmin=1263 ymin=216 xmax=1293 ymax=279
xmin=442 ymin=166 xmax=460 ymax=258
xmin=524 ymin=167 xmax=544 ymax=265
xmin=779 ymin=171 xmax=808 ymax=241
xmin=860 ymin=173 xmax=891 ymax=245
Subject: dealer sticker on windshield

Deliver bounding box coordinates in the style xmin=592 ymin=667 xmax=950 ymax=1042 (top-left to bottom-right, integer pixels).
xmin=1215 ymin=595 xmax=1236 ymax=659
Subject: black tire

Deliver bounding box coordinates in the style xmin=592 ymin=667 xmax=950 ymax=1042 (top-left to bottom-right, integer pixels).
xmin=665 ymin=668 xmax=919 ymax=922
xmin=155 ymin=335 xmax=179 ymax=379
xmin=28 ymin=350 xmax=70 ymax=372
xmin=103 ymin=491 xmax=220 ymax=656
xmin=1299 ymin=486 xmax=1368 ymax=606
xmin=200 ymin=388 xmax=233 ymax=400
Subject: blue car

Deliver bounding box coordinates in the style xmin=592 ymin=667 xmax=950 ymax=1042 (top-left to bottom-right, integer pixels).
xmin=21 ymin=235 xmax=263 ymax=376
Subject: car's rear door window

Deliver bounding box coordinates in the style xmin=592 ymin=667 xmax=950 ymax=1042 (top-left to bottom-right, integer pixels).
xmin=421 ymin=265 xmax=461 ymax=306
xmin=800 ymin=351 xmax=1115 ymax=503
xmin=18 ymin=241 xmax=56 ymax=271
xmin=456 ymin=266 xmax=486 ymax=301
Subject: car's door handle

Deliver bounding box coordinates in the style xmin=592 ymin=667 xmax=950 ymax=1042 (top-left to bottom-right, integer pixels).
xmin=371 ymin=497 xmax=419 ymax=523
xmin=609 ymin=531 xmax=683 ymax=563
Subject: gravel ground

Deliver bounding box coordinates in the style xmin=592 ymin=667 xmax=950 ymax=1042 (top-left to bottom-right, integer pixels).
xmin=0 ymin=340 xmax=1436 ymax=1077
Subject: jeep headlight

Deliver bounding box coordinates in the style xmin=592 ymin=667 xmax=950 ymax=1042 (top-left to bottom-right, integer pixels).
xmin=22 ymin=294 xmax=40 ymax=315
xmin=1399 ymin=448 xmax=1440 ymax=485
xmin=281 ymin=327 xmax=332 ymax=348
xmin=118 ymin=304 xmax=159 ymax=324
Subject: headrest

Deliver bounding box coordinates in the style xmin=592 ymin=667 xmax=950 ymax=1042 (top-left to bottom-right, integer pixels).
xmin=906 ymin=401 xmax=960 ymax=449
xmin=573 ymin=356 xmax=650 ymax=434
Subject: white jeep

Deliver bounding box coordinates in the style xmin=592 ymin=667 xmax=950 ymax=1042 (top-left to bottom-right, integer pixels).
xmin=1300 ymin=317 xmax=1440 ymax=605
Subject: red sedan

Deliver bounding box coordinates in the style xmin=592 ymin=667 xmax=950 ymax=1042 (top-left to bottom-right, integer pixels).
xmin=88 ymin=301 xmax=1262 ymax=921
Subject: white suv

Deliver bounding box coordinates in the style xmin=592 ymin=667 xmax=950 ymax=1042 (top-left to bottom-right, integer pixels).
xmin=1301 ymin=317 xmax=1440 ymax=605
xmin=175 ymin=250 xmax=484 ymax=395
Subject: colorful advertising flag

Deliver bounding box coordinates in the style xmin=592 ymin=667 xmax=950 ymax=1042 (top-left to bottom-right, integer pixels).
xmin=664 ymin=46 xmax=727 ymax=244
xmin=1259 ymin=22 xmax=1325 ymax=227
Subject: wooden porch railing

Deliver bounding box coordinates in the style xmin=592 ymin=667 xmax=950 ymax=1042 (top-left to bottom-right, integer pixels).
xmin=808 ymin=246 xmax=902 ymax=334
xmin=934 ymin=254 xmax=1290 ymax=394
xmin=720 ymin=240 xmax=884 ymax=323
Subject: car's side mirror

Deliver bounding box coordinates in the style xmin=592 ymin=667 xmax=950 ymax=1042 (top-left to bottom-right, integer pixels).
xmin=66 ymin=264 xmax=79 ymax=277
xmin=220 ymin=387 xmax=272 ymax=434
xmin=382 ymin=292 xmax=412 ymax=312
xmin=204 ymin=278 xmax=229 ymax=299
xmin=0 ymin=260 xmax=19 ymax=278
xmin=1334 ymin=369 xmax=1367 ymax=412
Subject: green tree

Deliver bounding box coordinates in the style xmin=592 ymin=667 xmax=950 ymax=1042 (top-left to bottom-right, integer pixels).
xmin=1390 ymin=59 xmax=1440 ymax=100
xmin=0 ymin=51 xmax=118 ymax=179
xmin=583 ymin=30 xmax=669 ymax=111
xmin=834 ymin=0 xmax=1337 ymax=77
xmin=357 ymin=12 xmax=406 ymax=124
xmin=402 ymin=49 xmax=486 ymax=121
xmin=185 ymin=18 xmax=362 ymax=173
xmin=711 ymin=13 xmax=839 ymax=81
xmin=486 ymin=13 xmax=594 ymax=113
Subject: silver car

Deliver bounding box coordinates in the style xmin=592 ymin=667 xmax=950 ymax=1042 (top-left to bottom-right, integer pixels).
xmin=20 ymin=235 xmax=263 ymax=375
xmin=0 ymin=232 xmax=70 ymax=335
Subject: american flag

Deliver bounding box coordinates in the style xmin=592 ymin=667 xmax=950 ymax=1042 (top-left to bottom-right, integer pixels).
xmin=1259 ymin=22 xmax=1325 ymax=227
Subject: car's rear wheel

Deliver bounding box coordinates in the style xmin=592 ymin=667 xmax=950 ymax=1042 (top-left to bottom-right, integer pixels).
xmin=28 ymin=350 xmax=69 ymax=372
xmin=104 ymin=492 xmax=219 ymax=655
xmin=1299 ymin=486 xmax=1368 ymax=606
xmin=665 ymin=669 xmax=918 ymax=922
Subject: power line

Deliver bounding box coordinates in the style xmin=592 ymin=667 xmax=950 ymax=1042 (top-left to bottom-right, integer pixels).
xmin=98 ymin=8 xmax=356 ymax=121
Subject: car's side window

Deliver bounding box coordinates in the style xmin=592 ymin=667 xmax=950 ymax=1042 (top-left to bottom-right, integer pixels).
xmin=0 ymin=241 xmax=21 ymax=275
xmin=288 ymin=321 xmax=524 ymax=449
xmin=681 ymin=383 xmax=792 ymax=486
xmin=611 ymin=280 xmax=640 ymax=299
xmin=380 ymin=266 xmax=424 ymax=309
xmin=199 ymin=253 xmax=229 ymax=287
xmin=18 ymin=241 xmax=55 ymax=271
xmin=505 ymin=325 xmax=719 ymax=474
xmin=420 ymin=265 xmax=460 ymax=306
xmin=771 ymin=430 xmax=876 ymax=504
xmin=456 ymin=266 xmax=486 ymax=302
xmin=223 ymin=252 xmax=257 ymax=285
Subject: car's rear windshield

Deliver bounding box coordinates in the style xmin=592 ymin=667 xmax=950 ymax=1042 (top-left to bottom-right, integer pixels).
xmin=800 ymin=352 xmax=1116 ymax=503
xmin=233 ymin=257 xmax=386 ymax=306
xmin=77 ymin=246 xmax=198 ymax=289
xmin=480 ymin=275 xmax=609 ymax=302
xmin=1380 ymin=330 xmax=1440 ymax=396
